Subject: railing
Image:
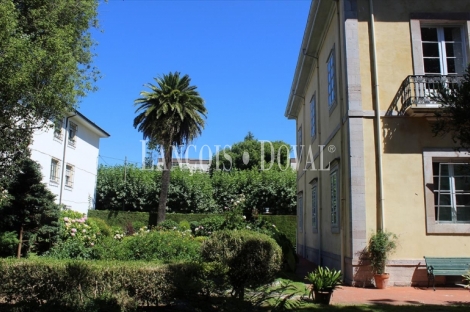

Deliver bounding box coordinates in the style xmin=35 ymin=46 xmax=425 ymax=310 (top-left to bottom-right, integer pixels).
xmin=389 ymin=75 xmax=463 ymax=115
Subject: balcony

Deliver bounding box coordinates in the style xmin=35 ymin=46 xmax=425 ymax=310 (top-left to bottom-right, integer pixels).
xmin=389 ymin=75 xmax=463 ymax=117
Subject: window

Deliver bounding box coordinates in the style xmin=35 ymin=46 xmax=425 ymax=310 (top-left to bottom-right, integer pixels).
xmin=68 ymin=122 xmax=77 ymax=147
xmin=311 ymin=183 xmax=318 ymax=231
xmin=327 ymin=48 xmax=336 ymax=108
xmin=423 ymin=149 xmax=470 ymax=234
xmin=433 ymin=162 xmax=470 ymax=223
xmin=421 ymin=26 xmax=465 ymax=75
xmin=310 ymin=93 xmax=316 ymax=139
xmin=298 ymin=194 xmax=303 ymax=232
xmin=65 ymin=164 xmax=74 ymax=188
xmin=54 ymin=118 xmax=63 ymax=140
xmin=297 ymin=125 xmax=302 ymax=160
xmin=50 ymin=158 xmax=60 ymax=183
xmin=330 ymin=166 xmax=339 ymax=231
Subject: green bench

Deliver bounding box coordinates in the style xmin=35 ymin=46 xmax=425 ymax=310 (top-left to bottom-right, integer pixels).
xmin=423 ymin=256 xmax=470 ymax=290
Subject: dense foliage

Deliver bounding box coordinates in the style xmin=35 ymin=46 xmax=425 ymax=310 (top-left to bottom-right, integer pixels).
xmin=0 ymin=158 xmax=60 ymax=257
xmin=88 ymin=210 xmax=297 ymax=250
xmin=201 ymin=230 xmax=283 ymax=300
xmin=96 ymin=165 xmax=296 ymax=215
xmin=432 ymin=64 xmax=470 ymax=149
xmin=210 ymin=132 xmax=292 ymax=172
xmin=0 ymin=0 xmax=99 ymax=186
xmin=0 ymin=259 xmax=202 ymax=311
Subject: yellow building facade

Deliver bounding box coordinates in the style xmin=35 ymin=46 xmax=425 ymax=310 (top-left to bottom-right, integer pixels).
xmin=285 ymin=0 xmax=470 ymax=286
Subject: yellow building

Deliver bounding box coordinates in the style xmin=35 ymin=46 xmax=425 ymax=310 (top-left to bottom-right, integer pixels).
xmin=285 ymin=0 xmax=470 ymax=286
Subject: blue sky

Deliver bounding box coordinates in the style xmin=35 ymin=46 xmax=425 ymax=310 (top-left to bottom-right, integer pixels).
xmin=79 ymin=0 xmax=310 ymax=166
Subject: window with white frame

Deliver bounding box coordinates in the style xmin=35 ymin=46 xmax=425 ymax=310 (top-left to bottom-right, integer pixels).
xmin=298 ymin=193 xmax=303 ymax=232
xmin=68 ymin=122 xmax=78 ymax=147
xmin=327 ymin=48 xmax=336 ymax=108
xmin=65 ymin=164 xmax=74 ymax=188
xmin=297 ymin=125 xmax=302 ymax=160
xmin=311 ymin=183 xmax=318 ymax=231
xmin=433 ymin=162 xmax=470 ymax=223
xmin=310 ymin=93 xmax=316 ymax=139
xmin=330 ymin=166 xmax=339 ymax=230
xmin=50 ymin=158 xmax=60 ymax=183
xmin=421 ymin=26 xmax=465 ymax=76
xmin=54 ymin=118 xmax=63 ymax=140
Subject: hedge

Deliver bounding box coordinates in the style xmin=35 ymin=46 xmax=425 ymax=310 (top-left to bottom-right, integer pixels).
xmin=0 ymin=258 xmax=202 ymax=310
xmin=95 ymin=165 xmax=296 ymax=215
xmin=87 ymin=210 xmax=297 ymax=247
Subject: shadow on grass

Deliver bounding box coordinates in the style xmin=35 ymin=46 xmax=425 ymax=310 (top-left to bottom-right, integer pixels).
xmin=1 ymin=300 xmax=469 ymax=312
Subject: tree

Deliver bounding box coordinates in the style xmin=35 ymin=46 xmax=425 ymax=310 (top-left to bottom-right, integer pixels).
xmin=210 ymin=133 xmax=292 ymax=172
xmin=133 ymin=72 xmax=207 ymax=225
xmin=0 ymin=158 xmax=60 ymax=257
xmin=0 ymin=0 xmax=99 ymax=187
xmin=432 ymin=64 xmax=470 ymax=149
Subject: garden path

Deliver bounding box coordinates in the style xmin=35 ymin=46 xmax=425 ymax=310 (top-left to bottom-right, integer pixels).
xmin=296 ymin=256 xmax=470 ymax=306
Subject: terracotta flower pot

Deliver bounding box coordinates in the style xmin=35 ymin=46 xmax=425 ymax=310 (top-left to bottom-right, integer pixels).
xmin=314 ymin=290 xmax=333 ymax=304
xmin=374 ymin=273 xmax=390 ymax=289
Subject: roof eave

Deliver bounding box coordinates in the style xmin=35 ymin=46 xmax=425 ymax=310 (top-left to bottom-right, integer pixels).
xmin=285 ymin=0 xmax=335 ymax=120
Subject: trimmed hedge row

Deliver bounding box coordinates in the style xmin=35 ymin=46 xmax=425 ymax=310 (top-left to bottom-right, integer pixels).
xmin=0 ymin=258 xmax=202 ymax=310
xmin=87 ymin=210 xmax=297 ymax=247
xmin=96 ymin=166 xmax=297 ymax=215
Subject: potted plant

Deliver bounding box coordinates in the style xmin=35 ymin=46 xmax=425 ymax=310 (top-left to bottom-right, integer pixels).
xmin=305 ymin=266 xmax=342 ymax=305
xmin=367 ymin=230 xmax=398 ymax=289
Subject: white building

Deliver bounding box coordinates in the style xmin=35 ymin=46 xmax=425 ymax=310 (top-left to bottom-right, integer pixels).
xmin=30 ymin=111 xmax=110 ymax=214
xmin=156 ymin=158 xmax=211 ymax=172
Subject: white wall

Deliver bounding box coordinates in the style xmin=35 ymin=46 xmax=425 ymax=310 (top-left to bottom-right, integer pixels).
xmin=30 ymin=116 xmax=104 ymax=214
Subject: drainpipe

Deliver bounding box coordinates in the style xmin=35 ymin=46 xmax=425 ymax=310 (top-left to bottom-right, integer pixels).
xmin=335 ymin=0 xmax=346 ymax=279
xmin=369 ymin=0 xmax=385 ymax=231
xmin=317 ymin=60 xmax=323 ymax=267
xmin=59 ymin=112 xmax=77 ymax=205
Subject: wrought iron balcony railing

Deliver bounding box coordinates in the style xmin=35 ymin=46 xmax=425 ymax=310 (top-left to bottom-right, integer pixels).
xmin=389 ymin=75 xmax=463 ymax=116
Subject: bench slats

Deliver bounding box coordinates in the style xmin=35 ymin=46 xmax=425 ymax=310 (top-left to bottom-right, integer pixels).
xmin=423 ymin=256 xmax=470 ymax=291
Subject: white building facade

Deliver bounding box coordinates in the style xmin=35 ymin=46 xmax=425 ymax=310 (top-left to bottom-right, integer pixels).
xmin=30 ymin=111 xmax=110 ymax=214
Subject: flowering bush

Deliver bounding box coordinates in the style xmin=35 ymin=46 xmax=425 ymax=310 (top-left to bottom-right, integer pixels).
xmin=59 ymin=209 xmax=100 ymax=247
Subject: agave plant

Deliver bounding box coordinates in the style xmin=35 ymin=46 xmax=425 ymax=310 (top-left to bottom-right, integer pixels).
xmin=305 ymin=266 xmax=342 ymax=298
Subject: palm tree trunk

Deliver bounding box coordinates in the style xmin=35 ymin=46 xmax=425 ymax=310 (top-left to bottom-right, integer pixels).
xmin=155 ymin=144 xmax=173 ymax=225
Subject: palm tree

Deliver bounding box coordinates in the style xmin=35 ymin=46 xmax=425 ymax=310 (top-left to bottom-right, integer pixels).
xmin=133 ymin=72 xmax=207 ymax=225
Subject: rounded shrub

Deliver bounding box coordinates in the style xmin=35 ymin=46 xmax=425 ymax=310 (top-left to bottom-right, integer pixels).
xmin=179 ymin=220 xmax=190 ymax=231
xmin=156 ymin=219 xmax=179 ymax=231
xmin=87 ymin=217 xmax=112 ymax=237
xmin=201 ymin=230 xmax=282 ymax=300
xmin=191 ymin=216 xmax=225 ymax=236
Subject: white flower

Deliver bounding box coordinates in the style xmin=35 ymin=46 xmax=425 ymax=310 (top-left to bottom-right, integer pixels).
xmin=243 ymin=216 xmax=246 ymax=220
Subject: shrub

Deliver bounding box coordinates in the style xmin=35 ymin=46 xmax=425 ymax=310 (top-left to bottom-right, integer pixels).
xmin=367 ymin=230 xmax=398 ymax=275
xmin=192 ymin=216 xmax=225 ymax=236
xmin=0 ymin=231 xmax=18 ymax=258
xmin=0 ymin=258 xmax=203 ymax=310
xmin=201 ymin=230 xmax=282 ymax=300
xmin=93 ymin=231 xmax=201 ymax=263
xmin=87 ymin=217 xmax=112 ymax=237
xmin=156 ymin=219 xmax=179 ymax=231
xmin=179 ymin=220 xmax=190 ymax=231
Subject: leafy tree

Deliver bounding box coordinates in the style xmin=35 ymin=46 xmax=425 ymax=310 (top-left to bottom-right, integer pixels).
xmin=0 ymin=158 xmax=60 ymax=257
xmin=432 ymin=64 xmax=470 ymax=148
xmin=133 ymin=72 xmax=207 ymax=225
xmin=0 ymin=0 xmax=99 ymax=187
xmin=210 ymin=133 xmax=292 ymax=172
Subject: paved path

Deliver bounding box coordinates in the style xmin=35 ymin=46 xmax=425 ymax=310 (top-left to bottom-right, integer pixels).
xmin=330 ymin=286 xmax=470 ymax=306
xmin=296 ymin=256 xmax=470 ymax=306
